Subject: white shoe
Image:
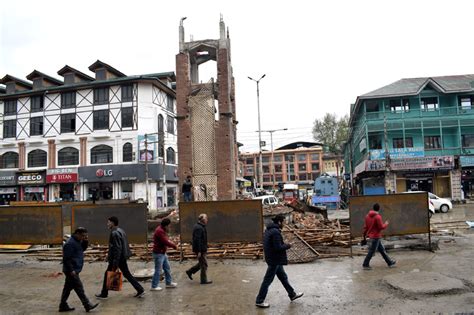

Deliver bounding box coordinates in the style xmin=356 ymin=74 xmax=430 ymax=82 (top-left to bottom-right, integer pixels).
xmin=256 ymin=302 xmax=270 ymax=308
xmin=166 ymin=282 xmax=177 ymax=288
xmin=150 ymin=287 xmax=162 ymax=291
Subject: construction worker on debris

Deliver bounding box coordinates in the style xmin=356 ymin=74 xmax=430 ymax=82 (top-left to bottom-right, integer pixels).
xmin=255 ymin=214 xmax=303 ymax=308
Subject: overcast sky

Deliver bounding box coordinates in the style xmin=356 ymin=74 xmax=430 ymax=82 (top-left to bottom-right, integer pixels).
xmin=1 ymin=0 xmax=473 ymax=152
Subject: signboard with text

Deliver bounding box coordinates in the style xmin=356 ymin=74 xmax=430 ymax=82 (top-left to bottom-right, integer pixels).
xmin=365 ymin=156 xmax=454 ymax=172
xmin=46 ymin=168 xmax=78 ymax=183
xmin=370 ymin=147 xmax=424 ymax=160
xmin=17 ymin=171 xmax=46 ymax=185
xmin=138 ymin=135 xmax=157 ymax=162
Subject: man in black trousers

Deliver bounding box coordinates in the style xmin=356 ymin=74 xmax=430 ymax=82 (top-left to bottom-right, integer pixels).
xmin=185 ymin=213 xmax=212 ymax=284
xmin=59 ymin=227 xmax=99 ymax=312
xmin=96 ymin=216 xmax=145 ymax=299
xmin=255 ymin=214 xmax=303 ymax=308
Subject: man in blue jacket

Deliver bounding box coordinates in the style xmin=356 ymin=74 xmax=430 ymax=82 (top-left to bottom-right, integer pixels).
xmin=59 ymin=227 xmax=99 ymax=312
xmin=255 ymin=214 xmax=303 ymax=308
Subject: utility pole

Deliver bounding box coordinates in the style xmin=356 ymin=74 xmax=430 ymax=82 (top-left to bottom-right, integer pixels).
xmin=384 ymin=113 xmax=392 ymax=193
xmin=248 ymin=74 xmax=266 ymax=191
xmin=259 ymin=128 xmax=287 ymax=191
xmin=144 ymin=134 xmax=149 ymax=204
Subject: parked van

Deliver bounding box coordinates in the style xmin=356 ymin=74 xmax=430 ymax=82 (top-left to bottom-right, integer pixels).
xmin=253 ymin=195 xmax=279 ymax=206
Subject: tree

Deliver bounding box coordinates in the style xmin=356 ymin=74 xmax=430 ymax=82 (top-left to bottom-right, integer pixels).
xmin=312 ymin=113 xmax=349 ymax=154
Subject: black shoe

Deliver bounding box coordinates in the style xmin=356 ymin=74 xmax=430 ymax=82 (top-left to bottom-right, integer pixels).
xmin=186 ymin=270 xmax=193 ymax=280
xmin=388 ymin=260 xmax=397 ymax=268
xmin=58 ymin=305 xmax=75 ymax=312
xmin=134 ymin=290 xmax=145 ymax=298
xmin=290 ymin=292 xmax=304 ymax=301
xmin=94 ymin=294 xmax=108 ymax=299
xmin=85 ymin=303 xmax=99 ymax=312
xmin=200 ymin=280 xmax=213 ymax=285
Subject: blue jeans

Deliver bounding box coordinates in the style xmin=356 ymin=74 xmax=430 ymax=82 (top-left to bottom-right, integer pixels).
xmin=363 ymin=238 xmax=394 ymax=267
xmin=256 ymin=265 xmax=295 ymax=304
xmin=151 ymin=253 xmax=172 ymax=288
xmin=183 ymin=192 xmax=192 ymax=202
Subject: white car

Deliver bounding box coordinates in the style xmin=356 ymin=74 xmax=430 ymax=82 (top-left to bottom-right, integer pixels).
xmin=253 ymin=195 xmax=279 ymax=206
xmin=428 ymin=192 xmax=452 ymax=213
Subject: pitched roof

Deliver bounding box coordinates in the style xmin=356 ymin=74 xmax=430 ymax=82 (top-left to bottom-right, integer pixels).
xmin=361 ymin=74 xmax=474 ymax=99
xmin=88 ymin=60 xmax=126 ymax=77
xmin=26 ymin=70 xmax=63 ymax=85
xmin=57 ymin=65 xmax=94 ymax=81
xmin=276 ymin=141 xmax=323 ymax=151
xmin=0 ymin=74 xmax=32 ymax=88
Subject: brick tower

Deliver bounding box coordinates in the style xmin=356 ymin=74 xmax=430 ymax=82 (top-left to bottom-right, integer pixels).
xmin=176 ymin=17 xmax=237 ymax=201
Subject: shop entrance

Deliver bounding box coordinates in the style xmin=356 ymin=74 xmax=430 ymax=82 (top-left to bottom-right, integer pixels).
xmin=406 ymin=178 xmax=433 ymax=192
xmin=60 ymin=183 xmax=75 ymax=202
xmin=0 ymin=193 xmax=16 ymax=205
xmin=88 ymin=182 xmax=113 ymax=201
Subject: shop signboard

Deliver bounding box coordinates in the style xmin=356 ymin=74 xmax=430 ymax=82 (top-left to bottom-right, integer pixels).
xmin=0 ymin=171 xmax=17 ymax=186
xmin=138 ymin=135 xmax=157 ymax=162
xmin=312 ymin=195 xmax=340 ymax=203
xmin=17 ymin=171 xmax=45 ymax=185
xmin=365 ymin=156 xmax=454 ymax=172
xmin=79 ymin=164 xmax=146 ymax=182
xmin=46 ymin=168 xmax=78 ymax=183
xmin=460 ymin=155 xmax=474 ymax=167
xmin=370 ymin=147 xmax=424 ymax=160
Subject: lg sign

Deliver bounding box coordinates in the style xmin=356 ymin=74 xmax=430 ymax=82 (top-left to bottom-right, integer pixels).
xmin=96 ymin=169 xmax=113 ymax=178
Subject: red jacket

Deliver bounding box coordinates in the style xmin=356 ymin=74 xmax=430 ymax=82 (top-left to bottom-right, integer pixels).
xmin=363 ymin=210 xmax=388 ymax=239
xmin=152 ymin=226 xmax=177 ymax=254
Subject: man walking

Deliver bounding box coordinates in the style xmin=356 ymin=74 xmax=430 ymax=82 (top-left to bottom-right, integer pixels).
xmin=96 ymin=216 xmax=145 ymax=299
xmin=59 ymin=227 xmax=99 ymax=312
xmin=362 ymin=203 xmax=396 ymax=270
xmin=150 ymin=218 xmax=178 ymax=291
xmin=255 ymin=214 xmax=303 ymax=308
xmin=185 ymin=213 xmax=212 ymax=284
xmin=182 ymin=176 xmax=193 ymax=202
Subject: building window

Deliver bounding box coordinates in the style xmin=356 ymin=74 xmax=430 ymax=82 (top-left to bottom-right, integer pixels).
xmin=459 ymin=96 xmax=474 ymax=109
xmin=273 ymin=155 xmax=283 ymax=162
xmin=58 ymin=147 xmax=79 ymax=166
xmin=389 ymin=99 xmax=409 ymax=112
xmin=311 ymin=163 xmax=320 ymax=171
xmin=262 ymin=165 xmax=270 ymax=173
xmin=158 ymin=144 xmax=164 ymax=158
xmin=167 ymin=187 xmax=176 ymax=207
xmin=298 ymin=163 xmax=307 ymax=171
xmin=61 ymin=113 xmax=76 ymax=133
xmin=263 ymin=175 xmax=271 ymax=183
xmin=0 ymin=152 xmax=18 ymax=169
xmin=285 ymin=154 xmax=294 ymax=162
xmin=462 ymin=135 xmax=474 ymax=147
xmin=3 ymin=120 xmax=16 ymax=138
xmin=91 ymin=145 xmax=113 ymax=164
xmin=122 ymin=181 xmax=133 ymax=193
xmin=61 ymin=92 xmax=76 ymax=108
xmin=421 ymin=97 xmax=438 ymax=111
xmin=123 ymin=143 xmax=133 ymax=162
xmin=299 ymin=173 xmax=307 ymax=181
xmin=166 ymin=115 xmax=175 ymax=134
xmin=245 ymin=158 xmax=254 ymax=164
xmin=310 ymin=153 xmax=319 ymax=161
xmin=31 ymin=96 xmax=44 ymax=112
xmin=275 ymin=175 xmax=283 ymax=182
xmin=158 ymin=114 xmax=164 ymax=134
xmin=262 ymin=156 xmax=270 ymax=163
xmin=121 ymin=85 xmax=133 ymax=102
xmin=28 ymin=149 xmax=47 ymax=167
xmin=93 ymin=87 xmax=109 ymax=105
xmin=167 ymin=95 xmax=174 ymax=112
xmin=424 ymin=136 xmax=441 ymax=149
xmin=121 ymin=107 xmax=133 ymax=128
xmin=166 ymin=147 xmax=176 ymax=164
xmin=274 ymin=164 xmax=282 ymax=173
xmin=297 ymin=154 xmax=307 ymax=161
xmin=393 ymin=137 xmax=413 ymax=148
xmin=245 ymin=166 xmax=254 ymax=173
xmin=93 ymin=110 xmax=109 ymax=130
xmin=30 ymin=117 xmax=43 ymax=136
xmin=4 ymin=99 xmax=17 ymax=115
xmin=369 ymin=135 xmax=382 ymax=149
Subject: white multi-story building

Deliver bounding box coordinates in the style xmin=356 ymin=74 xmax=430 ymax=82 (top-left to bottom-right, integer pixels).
xmin=0 ymin=60 xmax=178 ymax=210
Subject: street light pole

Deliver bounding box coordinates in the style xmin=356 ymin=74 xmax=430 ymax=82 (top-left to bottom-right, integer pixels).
xmin=259 ymin=128 xmax=288 ymax=191
xmin=248 ymin=74 xmax=266 ymax=192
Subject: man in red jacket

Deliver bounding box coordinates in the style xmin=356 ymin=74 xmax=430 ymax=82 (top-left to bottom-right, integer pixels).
xmin=150 ymin=218 xmax=178 ymax=291
xmin=362 ymin=203 xmax=396 ymax=270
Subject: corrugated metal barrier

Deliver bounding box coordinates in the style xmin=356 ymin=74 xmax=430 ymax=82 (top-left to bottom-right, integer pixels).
xmin=179 ymin=200 xmax=263 ymax=243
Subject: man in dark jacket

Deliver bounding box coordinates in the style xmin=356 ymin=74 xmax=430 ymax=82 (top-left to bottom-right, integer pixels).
xmin=150 ymin=218 xmax=178 ymax=291
xmin=182 ymin=176 xmax=193 ymax=202
xmin=59 ymin=227 xmax=99 ymax=312
xmin=185 ymin=213 xmax=212 ymax=284
xmin=96 ymin=216 xmax=145 ymax=299
xmin=362 ymin=203 xmax=396 ymax=270
xmin=255 ymin=215 xmax=303 ymax=308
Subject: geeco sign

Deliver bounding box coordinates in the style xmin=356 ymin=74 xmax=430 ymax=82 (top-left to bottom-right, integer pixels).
xmin=17 ymin=172 xmax=45 ymax=185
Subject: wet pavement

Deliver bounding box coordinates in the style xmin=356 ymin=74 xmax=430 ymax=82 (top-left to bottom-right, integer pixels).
xmin=0 ymin=205 xmax=473 ymax=314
